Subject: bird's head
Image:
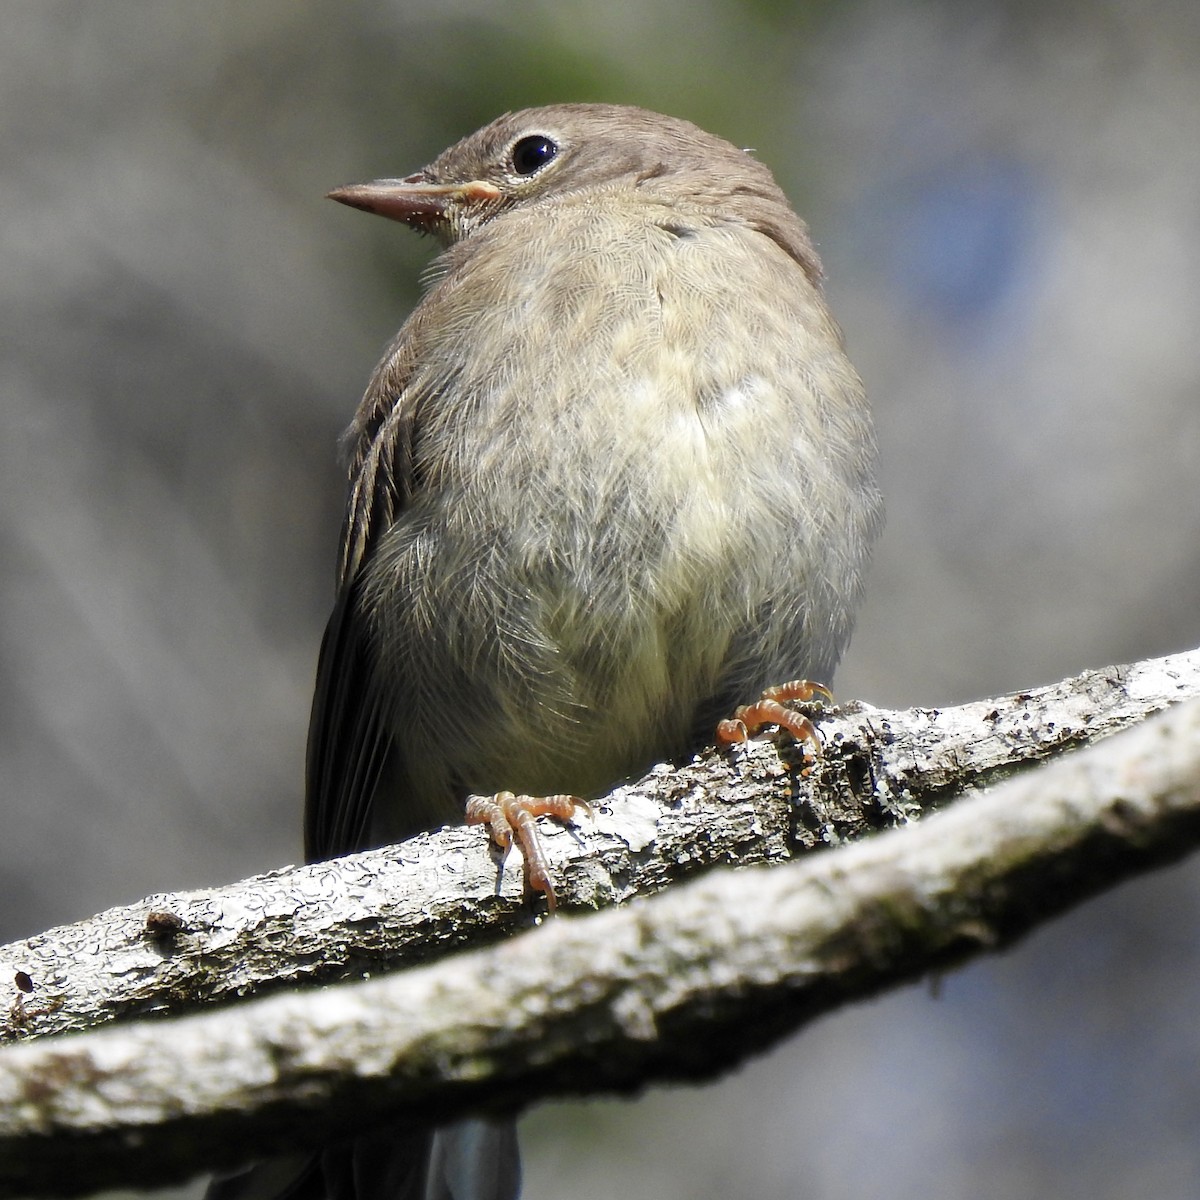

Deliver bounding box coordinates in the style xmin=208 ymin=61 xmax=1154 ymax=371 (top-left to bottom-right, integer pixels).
xmin=327 ymin=103 xmax=820 ymax=278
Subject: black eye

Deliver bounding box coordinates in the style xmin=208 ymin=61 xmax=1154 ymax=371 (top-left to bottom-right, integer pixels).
xmin=510 ymin=134 xmax=559 ymax=176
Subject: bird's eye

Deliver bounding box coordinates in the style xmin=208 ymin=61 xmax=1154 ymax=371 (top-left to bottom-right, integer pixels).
xmin=510 ymin=134 xmax=559 ymax=176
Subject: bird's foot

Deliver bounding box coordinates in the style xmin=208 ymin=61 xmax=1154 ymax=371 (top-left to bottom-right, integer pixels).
xmin=715 ymin=679 xmax=833 ymax=760
xmin=465 ymin=791 xmax=590 ymax=913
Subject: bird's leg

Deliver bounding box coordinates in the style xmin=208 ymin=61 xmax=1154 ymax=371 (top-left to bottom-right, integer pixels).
xmin=465 ymin=791 xmax=590 ymax=913
xmin=715 ymin=679 xmax=833 ymax=760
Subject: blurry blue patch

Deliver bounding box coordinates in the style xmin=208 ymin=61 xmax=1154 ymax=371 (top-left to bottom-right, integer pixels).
xmin=868 ymin=154 xmax=1042 ymax=334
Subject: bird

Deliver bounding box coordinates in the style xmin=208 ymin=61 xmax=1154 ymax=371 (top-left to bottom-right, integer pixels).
xmin=210 ymin=103 xmax=881 ymax=1200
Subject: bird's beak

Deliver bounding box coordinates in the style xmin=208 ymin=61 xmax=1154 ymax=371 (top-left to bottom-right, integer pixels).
xmin=326 ymin=174 xmax=503 ymax=227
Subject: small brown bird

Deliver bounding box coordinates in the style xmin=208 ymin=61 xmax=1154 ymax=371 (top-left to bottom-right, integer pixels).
xmin=213 ymin=103 xmax=881 ymax=1200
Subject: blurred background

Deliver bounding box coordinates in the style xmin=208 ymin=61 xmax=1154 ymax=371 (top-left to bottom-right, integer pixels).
xmin=3 ymin=1 xmax=1199 ymax=1197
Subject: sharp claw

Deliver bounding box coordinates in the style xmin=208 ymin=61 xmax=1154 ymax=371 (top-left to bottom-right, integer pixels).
xmin=465 ymin=791 xmax=587 ymax=912
xmin=715 ymin=678 xmax=832 ymax=758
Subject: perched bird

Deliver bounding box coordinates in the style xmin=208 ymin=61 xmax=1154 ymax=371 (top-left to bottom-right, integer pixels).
xmin=212 ymin=103 xmax=881 ymax=1200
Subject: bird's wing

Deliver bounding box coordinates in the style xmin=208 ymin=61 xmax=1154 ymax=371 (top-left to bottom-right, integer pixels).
xmin=303 ymin=574 xmax=394 ymax=862
xmin=304 ymin=333 xmax=425 ymax=864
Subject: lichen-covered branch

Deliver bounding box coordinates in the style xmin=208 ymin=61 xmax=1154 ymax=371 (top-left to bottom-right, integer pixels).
xmin=2 ymin=648 xmax=1198 ymax=1051
xmin=1 ymin=689 xmax=1199 ymax=1195
xmin=0 ymin=650 xmax=1199 ymax=1196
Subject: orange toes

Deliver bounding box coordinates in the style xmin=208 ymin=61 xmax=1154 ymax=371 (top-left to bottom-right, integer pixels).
xmin=715 ymin=678 xmax=832 ymax=758
xmin=465 ymin=791 xmax=588 ymax=913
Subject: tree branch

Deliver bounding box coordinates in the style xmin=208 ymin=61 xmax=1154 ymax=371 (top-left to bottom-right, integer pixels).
xmin=1 ymin=649 xmax=1199 ymax=1194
